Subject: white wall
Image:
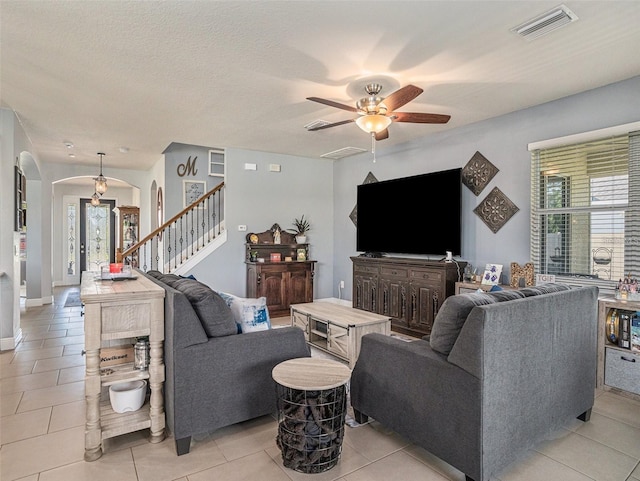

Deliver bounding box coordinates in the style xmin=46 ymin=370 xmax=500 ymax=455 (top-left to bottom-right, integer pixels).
xmin=1 ymin=109 xmax=40 ymax=348
xmin=332 ymin=75 xmax=640 ymax=300
xmin=0 ymin=109 xmax=20 ymax=348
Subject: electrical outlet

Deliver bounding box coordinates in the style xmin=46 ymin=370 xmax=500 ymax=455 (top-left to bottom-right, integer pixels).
xmin=340 ymin=280 xmax=345 ymax=288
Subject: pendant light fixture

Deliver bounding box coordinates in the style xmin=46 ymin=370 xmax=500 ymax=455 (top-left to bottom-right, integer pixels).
xmin=90 ymin=191 xmax=101 ymax=206
xmin=94 ymin=152 xmax=108 ymax=195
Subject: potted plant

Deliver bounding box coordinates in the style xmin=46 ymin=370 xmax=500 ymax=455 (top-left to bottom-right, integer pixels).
xmin=289 ymin=215 xmax=311 ymax=244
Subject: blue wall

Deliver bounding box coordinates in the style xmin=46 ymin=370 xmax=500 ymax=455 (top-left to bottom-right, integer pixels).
xmin=187 ymin=148 xmax=335 ymax=300
xmin=333 ymin=76 xmax=640 ymax=299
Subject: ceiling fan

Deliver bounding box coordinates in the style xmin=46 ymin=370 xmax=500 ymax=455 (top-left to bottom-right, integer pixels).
xmin=306 ymin=83 xmax=450 ymax=141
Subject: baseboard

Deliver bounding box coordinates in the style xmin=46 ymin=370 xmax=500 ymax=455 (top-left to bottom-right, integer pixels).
xmin=24 ymin=295 xmax=53 ymax=307
xmin=0 ymin=328 xmax=23 ymax=351
xmin=25 ymin=297 xmax=43 ymax=308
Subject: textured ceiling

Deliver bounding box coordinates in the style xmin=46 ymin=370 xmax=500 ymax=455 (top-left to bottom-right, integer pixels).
xmin=2 ymin=1 xmax=640 ymax=171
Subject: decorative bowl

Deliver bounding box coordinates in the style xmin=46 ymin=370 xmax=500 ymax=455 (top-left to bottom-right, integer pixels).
xmin=109 ymin=380 xmax=147 ymax=413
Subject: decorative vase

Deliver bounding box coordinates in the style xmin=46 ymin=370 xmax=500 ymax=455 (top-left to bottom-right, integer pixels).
xmin=296 ymin=235 xmax=307 ymax=244
xmin=606 ymin=309 xmax=619 ymax=344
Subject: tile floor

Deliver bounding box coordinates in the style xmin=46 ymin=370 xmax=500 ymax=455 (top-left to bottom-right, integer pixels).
xmin=1 ymin=286 xmax=640 ymax=481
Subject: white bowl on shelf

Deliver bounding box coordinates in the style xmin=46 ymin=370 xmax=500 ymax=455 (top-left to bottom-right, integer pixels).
xmin=109 ymin=380 xmax=147 ymax=413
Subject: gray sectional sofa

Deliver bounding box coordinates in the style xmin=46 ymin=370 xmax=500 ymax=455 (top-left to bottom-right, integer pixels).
xmin=350 ymin=284 xmax=599 ymax=481
xmin=142 ymin=270 xmax=310 ymax=455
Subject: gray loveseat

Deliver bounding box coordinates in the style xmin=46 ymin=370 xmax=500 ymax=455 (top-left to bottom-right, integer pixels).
xmin=350 ymin=284 xmax=598 ymax=481
xmin=142 ymin=270 xmax=310 ymax=455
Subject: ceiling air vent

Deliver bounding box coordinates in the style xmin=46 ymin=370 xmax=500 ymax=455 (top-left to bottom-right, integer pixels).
xmin=511 ymin=4 xmax=578 ymax=41
xmin=321 ymin=147 xmax=367 ymax=160
xmin=304 ymin=120 xmax=331 ymax=130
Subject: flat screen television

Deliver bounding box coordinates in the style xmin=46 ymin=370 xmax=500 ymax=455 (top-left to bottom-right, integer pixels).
xmin=356 ymin=168 xmax=462 ymax=256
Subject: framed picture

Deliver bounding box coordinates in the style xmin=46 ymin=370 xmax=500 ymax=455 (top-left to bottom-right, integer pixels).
xmin=183 ymin=180 xmax=206 ymax=207
xmin=481 ymin=263 xmax=503 ymax=285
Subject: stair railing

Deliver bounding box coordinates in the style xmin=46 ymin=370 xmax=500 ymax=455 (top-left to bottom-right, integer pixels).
xmin=120 ymin=182 xmax=225 ymax=273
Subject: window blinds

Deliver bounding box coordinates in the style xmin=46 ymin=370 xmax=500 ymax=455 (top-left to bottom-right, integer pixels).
xmin=530 ymin=132 xmax=639 ymax=289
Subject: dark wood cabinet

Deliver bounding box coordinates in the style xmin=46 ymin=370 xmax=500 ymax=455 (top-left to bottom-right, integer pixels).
xmin=351 ymin=257 xmax=464 ymax=337
xmin=246 ymin=260 xmax=315 ymax=317
xmin=245 ymin=225 xmax=315 ymax=318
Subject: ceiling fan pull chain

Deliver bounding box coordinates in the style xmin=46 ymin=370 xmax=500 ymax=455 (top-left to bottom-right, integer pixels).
xmin=371 ymin=132 xmax=376 ymax=163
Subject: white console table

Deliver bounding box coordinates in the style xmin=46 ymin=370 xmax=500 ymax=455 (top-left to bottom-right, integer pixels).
xmin=80 ymin=271 xmax=165 ymax=461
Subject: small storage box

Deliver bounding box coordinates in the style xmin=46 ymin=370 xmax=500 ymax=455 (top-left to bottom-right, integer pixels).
xmin=605 ymin=347 xmax=640 ymax=395
xmin=100 ymin=346 xmax=134 ymax=368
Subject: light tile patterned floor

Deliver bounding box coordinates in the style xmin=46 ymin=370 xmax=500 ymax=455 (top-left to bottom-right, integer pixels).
xmin=1 ymin=286 xmax=640 ymax=481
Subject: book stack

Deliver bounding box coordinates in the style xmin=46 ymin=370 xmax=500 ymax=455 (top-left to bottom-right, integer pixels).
xmin=611 ymin=309 xmax=640 ymax=353
xmin=632 ymin=311 xmax=640 ymax=353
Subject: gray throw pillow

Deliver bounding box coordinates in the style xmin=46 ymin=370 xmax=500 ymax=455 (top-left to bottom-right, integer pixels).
xmin=430 ymin=292 xmax=497 ymax=355
xmin=154 ymin=273 xmax=183 ymax=287
xmin=486 ymin=289 xmax=526 ymax=302
xmin=519 ymin=283 xmax=570 ymax=297
xmin=171 ymin=278 xmax=237 ymax=337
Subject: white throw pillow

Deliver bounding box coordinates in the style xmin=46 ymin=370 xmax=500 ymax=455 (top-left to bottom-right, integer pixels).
xmin=217 ymin=292 xmax=271 ymax=333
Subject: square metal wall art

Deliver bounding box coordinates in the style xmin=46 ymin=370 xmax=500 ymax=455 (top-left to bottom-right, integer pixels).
xmin=350 ymin=172 xmax=378 ymax=226
xmin=462 ymin=151 xmax=499 ymax=196
xmin=474 ymin=187 xmax=519 ymax=233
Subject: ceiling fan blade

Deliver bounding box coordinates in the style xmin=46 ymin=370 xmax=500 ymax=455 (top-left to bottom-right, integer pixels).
xmin=306 ymin=118 xmax=356 ymax=131
xmin=392 ymin=112 xmax=451 ymax=124
xmin=375 ymin=129 xmax=389 ymax=141
xmin=381 ymin=85 xmax=423 ymax=112
xmin=307 ymin=97 xmax=358 ymax=113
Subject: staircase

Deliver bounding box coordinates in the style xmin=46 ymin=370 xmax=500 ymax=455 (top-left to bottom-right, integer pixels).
xmin=121 ymin=183 xmax=226 ymax=274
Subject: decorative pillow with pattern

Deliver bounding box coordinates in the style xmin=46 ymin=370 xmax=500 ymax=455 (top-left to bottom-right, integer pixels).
xmin=218 ymin=292 xmax=272 ymax=333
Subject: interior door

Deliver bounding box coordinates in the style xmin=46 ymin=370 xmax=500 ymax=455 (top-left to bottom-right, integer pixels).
xmin=79 ymin=199 xmax=116 ymax=274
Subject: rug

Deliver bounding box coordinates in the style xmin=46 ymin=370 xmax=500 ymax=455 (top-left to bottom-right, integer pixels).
xmin=63 ymin=290 xmax=82 ymax=307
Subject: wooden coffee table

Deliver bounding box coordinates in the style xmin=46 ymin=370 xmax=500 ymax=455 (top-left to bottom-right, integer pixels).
xmin=291 ymin=302 xmax=391 ymax=368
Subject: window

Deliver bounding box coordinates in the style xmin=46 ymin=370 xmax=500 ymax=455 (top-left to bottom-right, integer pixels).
xmin=208 ymin=149 xmax=225 ymax=178
xmin=67 ymin=203 xmax=76 ymax=276
xmin=530 ymin=130 xmax=640 ymax=292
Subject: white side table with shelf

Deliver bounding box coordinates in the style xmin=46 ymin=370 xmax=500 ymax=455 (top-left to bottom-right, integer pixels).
xmin=597 ymin=297 xmax=640 ymax=402
xmin=81 ymin=271 xmax=166 ymax=461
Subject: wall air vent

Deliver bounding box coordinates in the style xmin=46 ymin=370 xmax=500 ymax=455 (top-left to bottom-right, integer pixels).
xmin=321 ymin=147 xmax=367 ymax=160
xmin=511 ymin=4 xmax=578 ymax=41
xmin=304 ymin=120 xmax=331 ymax=130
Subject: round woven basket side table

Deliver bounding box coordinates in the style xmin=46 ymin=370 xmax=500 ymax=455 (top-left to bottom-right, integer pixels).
xmin=272 ymin=357 xmax=351 ymax=474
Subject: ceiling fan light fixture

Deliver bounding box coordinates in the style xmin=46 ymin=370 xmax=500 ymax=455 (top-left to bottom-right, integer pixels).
xmin=356 ymin=114 xmax=391 ymax=134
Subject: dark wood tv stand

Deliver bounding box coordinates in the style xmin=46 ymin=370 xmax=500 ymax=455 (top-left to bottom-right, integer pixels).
xmin=351 ymin=256 xmax=465 ymax=338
